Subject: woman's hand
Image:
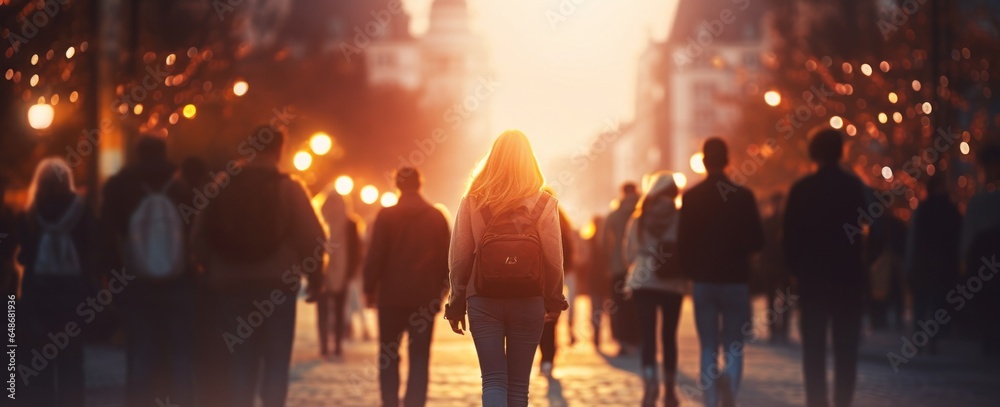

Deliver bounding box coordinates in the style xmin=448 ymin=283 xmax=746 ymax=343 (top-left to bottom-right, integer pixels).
xmin=448 ymin=317 xmax=466 ymax=335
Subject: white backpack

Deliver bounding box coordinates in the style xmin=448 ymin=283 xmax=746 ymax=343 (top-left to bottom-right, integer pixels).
xmin=126 ymin=182 xmax=185 ymax=280
xmin=33 ymin=196 xmax=84 ymax=276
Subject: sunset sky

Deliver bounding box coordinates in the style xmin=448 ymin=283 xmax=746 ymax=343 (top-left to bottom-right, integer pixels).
xmin=404 ymin=0 xmax=677 ymax=163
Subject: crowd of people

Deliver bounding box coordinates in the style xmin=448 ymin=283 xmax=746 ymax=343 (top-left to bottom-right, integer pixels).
xmin=0 ymin=123 xmax=997 ymax=407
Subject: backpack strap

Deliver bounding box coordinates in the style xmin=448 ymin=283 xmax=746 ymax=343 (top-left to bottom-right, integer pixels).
xmin=529 ymin=193 xmax=551 ymax=223
xmin=479 ymin=203 xmax=494 ymax=228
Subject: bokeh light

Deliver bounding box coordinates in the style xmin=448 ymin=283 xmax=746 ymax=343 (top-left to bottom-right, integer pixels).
xmin=829 ymin=116 xmax=844 ymax=129
xmin=888 ymin=92 xmax=898 ymax=103
xmin=334 ymin=175 xmax=354 ymax=196
xmin=233 ymin=80 xmax=249 ymax=96
xmin=293 ymin=151 xmax=313 ymax=171
xmin=310 ymin=132 xmax=333 ymax=155
xmin=672 ymin=172 xmax=688 ymax=190
xmin=881 ymin=166 xmax=893 ymax=181
xmin=861 ymin=64 xmax=873 ymax=76
xmin=27 ymin=101 xmax=54 ymax=130
xmin=690 ymin=153 xmax=706 ymax=174
xmin=380 ymin=192 xmax=399 ymax=207
xmin=182 ymin=104 xmax=197 ymax=119
xmin=360 ymin=185 xmax=379 ymax=205
xmin=764 ymin=90 xmax=781 ymax=107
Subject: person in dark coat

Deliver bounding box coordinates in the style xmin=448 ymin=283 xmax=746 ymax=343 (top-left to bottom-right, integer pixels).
xmin=363 ymin=166 xmax=451 ymax=407
xmin=783 ymin=128 xmax=868 ymax=407
xmin=865 ymin=206 xmax=907 ymax=332
xmin=760 ymin=192 xmax=792 ymax=343
xmin=100 ymin=136 xmax=196 ymax=406
xmin=16 ymin=158 xmax=95 ymax=407
xmin=904 ymin=173 xmax=961 ymax=354
xmin=678 ymin=138 xmax=764 ymax=407
xmin=604 ymin=182 xmax=640 ymax=355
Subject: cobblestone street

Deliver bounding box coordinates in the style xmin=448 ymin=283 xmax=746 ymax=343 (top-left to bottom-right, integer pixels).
xmin=281 ymin=296 xmax=1000 ymax=407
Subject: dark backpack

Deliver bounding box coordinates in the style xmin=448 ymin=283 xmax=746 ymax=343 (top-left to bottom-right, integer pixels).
xmin=204 ymin=166 xmax=289 ymax=262
xmin=474 ymin=193 xmax=551 ymax=299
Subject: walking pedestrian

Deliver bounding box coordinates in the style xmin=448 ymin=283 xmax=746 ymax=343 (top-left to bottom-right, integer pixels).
xmin=605 ymin=182 xmax=641 ymax=356
xmin=760 ymin=192 xmax=792 ymax=343
xmin=678 ymin=138 xmax=764 ymax=407
xmin=445 ymin=130 xmax=568 ymax=406
xmin=100 ymin=136 xmax=196 ymax=407
xmin=16 ymin=158 xmax=94 ymax=407
xmin=624 ymin=171 xmax=688 ymax=407
xmin=538 ymin=187 xmax=574 ymax=378
xmin=316 ymin=191 xmax=361 ymax=357
xmin=783 ymin=128 xmax=867 ymax=407
xmin=363 ymin=166 xmax=451 ymax=407
xmin=191 ymin=126 xmax=326 ymax=407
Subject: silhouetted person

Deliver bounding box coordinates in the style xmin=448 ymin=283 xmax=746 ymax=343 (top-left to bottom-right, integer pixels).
xmin=17 ymin=158 xmax=94 ymax=407
xmin=538 ymin=187 xmax=574 ymax=377
xmin=318 ymin=192 xmax=361 ymax=357
xmin=363 ymin=167 xmax=450 ymax=407
xmin=866 ymin=208 xmax=907 ymax=331
xmin=625 ymin=172 xmax=687 ymax=407
xmin=192 ymin=126 xmax=325 ymax=407
xmin=587 ymin=215 xmax=609 ymax=349
xmin=100 ymin=136 xmax=196 ymax=406
xmin=904 ymin=173 xmax=961 ymax=354
xmin=446 ymin=131 xmax=567 ymax=406
xmin=0 ymin=176 xmax=19 ymax=297
xmin=960 ymin=141 xmax=1000 ymax=356
xmin=679 ymin=138 xmax=764 ymax=407
xmin=605 ymin=182 xmax=640 ymax=355
xmin=760 ymin=192 xmax=791 ymax=343
xmin=784 ymin=128 xmax=867 ymax=407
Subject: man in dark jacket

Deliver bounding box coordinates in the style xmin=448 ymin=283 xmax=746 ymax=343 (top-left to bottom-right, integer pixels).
xmin=783 ymin=128 xmax=867 ymax=407
xmin=678 ymin=137 xmax=764 ymax=407
xmin=604 ymin=182 xmax=640 ymax=355
xmin=363 ymin=166 xmax=451 ymax=407
xmin=100 ymin=136 xmax=196 ymax=407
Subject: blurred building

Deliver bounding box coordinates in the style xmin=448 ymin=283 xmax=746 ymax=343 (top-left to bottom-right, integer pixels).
xmin=622 ymin=0 xmax=772 ymax=181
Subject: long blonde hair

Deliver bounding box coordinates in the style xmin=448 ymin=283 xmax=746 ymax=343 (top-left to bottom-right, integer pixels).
xmin=466 ymin=130 xmax=545 ymax=215
xmin=25 ymin=157 xmax=76 ymax=212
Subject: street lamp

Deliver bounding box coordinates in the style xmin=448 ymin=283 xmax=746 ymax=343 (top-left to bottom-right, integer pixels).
xmin=28 ymin=100 xmax=54 ymax=130
xmin=690 ymin=152 xmax=706 ymax=175
xmin=334 ymin=175 xmax=354 ymax=196
xmin=360 ymin=185 xmax=379 ymax=205
xmin=309 ymin=132 xmax=332 ymax=155
xmin=380 ymin=191 xmax=398 ymax=207
xmin=293 ymin=151 xmax=312 ymax=171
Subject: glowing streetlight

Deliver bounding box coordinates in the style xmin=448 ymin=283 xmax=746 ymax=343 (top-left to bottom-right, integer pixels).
xmin=334 ymin=175 xmax=354 ymax=196
xmin=829 ymin=116 xmax=844 ymax=129
xmin=764 ymin=90 xmax=781 ymax=107
xmin=182 ymin=104 xmax=197 ymax=119
xmin=380 ymin=191 xmax=399 ymax=207
xmin=888 ymin=92 xmax=898 ymax=103
xmin=690 ymin=152 xmax=706 ymax=175
xmin=233 ymin=80 xmax=249 ymax=96
xmin=28 ymin=101 xmax=54 ymax=130
xmin=310 ymin=132 xmax=333 ymax=155
xmin=360 ymin=185 xmax=379 ymax=205
xmin=293 ymin=151 xmax=312 ymax=171
xmin=672 ymin=172 xmax=688 ymax=190
xmin=860 ymin=64 xmax=873 ymax=76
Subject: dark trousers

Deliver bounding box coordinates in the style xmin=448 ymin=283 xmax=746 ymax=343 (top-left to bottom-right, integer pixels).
xmin=634 ymin=290 xmax=683 ymax=371
xmin=19 ymin=277 xmax=87 ymax=407
xmin=766 ymin=284 xmax=793 ymax=342
xmin=539 ymin=314 xmax=560 ymax=364
xmin=317 ymin=291 xmax=347 ymax=355
xmin=218 ymin=287 xmax=297 ymax=407
xmin=610 ymin=274 xmax=639 ymax=347
xmin=123 ymin=283 xmax=197 ymax=407
xmin=800 ymin=288 xmax=863 ymax=407
xmin=377 ymin=305 xmax=436 ymax=407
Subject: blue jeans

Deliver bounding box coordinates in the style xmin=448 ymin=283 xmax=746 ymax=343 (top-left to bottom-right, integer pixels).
xmin=468 ymin=296 xmax=545 ymax=407
xmin=692 ymin=283 xmax=750 ymax=407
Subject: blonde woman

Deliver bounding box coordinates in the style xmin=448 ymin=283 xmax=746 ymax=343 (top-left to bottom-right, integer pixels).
xmin=445 ymin=130 xmax=568 ymax=406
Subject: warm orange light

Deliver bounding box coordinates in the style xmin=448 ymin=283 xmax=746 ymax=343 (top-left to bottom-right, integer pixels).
xmin=764 ymin=90 xmax=781 ymax=107
xmin=690 ymin=153 xmax=706 ymax=174
xmin=579 ymin=220 xmax=596 ymax=240
xmin=360 ymin=185 xmax=379 ymax=204
xmin=309 ymin=132 xmax=333 ymax=155
xmin=28 ymin=101 xmax=54 ymax=130
xmin=860 ymin=64 xmax=873 ymax=76
xmin=65 ymin=47 xmax=75 ymax=59
xmin=233 ymin=80 xmax=249 ymax=97
xmin=829 ymin=116 xmax=844 ymax=129
xmin=888 ymin=92 xmax=898 ymax=103
xmin=182 ymin=104 xmax=197 ymax=119
xmin=334 ymin=175 xmax=354 ymax=196
xmin=293 ymin=151 xmax=313 ymax=171
xmin=380 ymin=192 xmax=399 ymax=207
xmin=672 ymin=172 xmax=688 ymax=189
